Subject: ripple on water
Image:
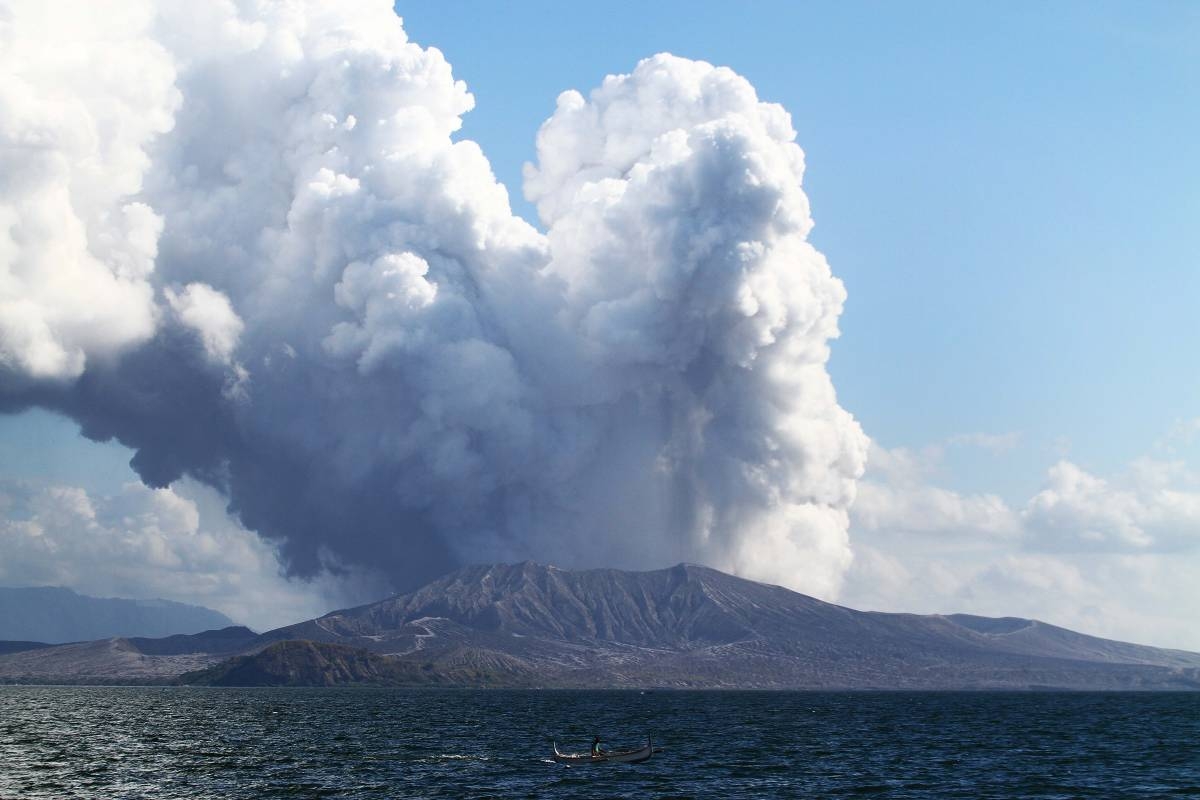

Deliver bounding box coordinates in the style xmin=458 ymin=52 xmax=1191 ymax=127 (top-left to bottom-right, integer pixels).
xmin=0 ymin=688 xmax=1197 ymax=799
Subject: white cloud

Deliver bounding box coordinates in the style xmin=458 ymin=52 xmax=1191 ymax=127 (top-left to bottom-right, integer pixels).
xmin=165 ymin=283 xmax=243 ymax=365
xmin=1024 ymin=459 xmax=1200 ymax=552
xmin=853 ymin=480 xmax=1020 ymax=538
xmin=0 ymin=1 xmax=174 ymax=380
xmin=852 ymin=443 xmax=1200 ymax=552
xmin=851 ymin=442 xmax=1020 ymax=538
xmin=0 ymin=479 xmax=381 ymax=631
xmin=844 ymin=444 xmax=1200 ymax=650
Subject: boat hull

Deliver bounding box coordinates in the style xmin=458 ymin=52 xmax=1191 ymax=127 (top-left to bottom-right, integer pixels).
xmin=552 ymin=737 xmax=654 ymax=765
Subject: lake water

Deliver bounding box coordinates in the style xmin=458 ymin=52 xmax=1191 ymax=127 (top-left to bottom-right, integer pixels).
xmin=1 ymin=688 xmax=1196 ymax=798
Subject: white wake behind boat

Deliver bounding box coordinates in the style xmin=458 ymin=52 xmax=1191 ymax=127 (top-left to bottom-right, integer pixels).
xmin=552 ymin=736 xmax=656 ymax=765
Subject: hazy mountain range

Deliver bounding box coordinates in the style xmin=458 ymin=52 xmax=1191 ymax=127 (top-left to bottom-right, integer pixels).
xmin=0 ymin=586 xmax=233 ymax=643
xmin=1 ymin=563 xmax=1197 ymax=689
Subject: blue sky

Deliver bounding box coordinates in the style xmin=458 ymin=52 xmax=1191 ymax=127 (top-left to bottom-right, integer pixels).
xmin=1 ymin=1 xmax=1196 ymax=645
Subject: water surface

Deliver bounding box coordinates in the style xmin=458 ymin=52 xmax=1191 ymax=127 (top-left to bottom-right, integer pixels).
xmin=1 ymin=688 xmax=1196 ymax=798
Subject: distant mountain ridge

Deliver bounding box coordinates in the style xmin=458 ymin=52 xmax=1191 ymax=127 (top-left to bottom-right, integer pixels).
xmin=1 ymin=563 xmax=1198 ymax=689
xmin=0 ymin=586 xmax=234 ymax=643
xmin=0 ymin=641 xmax=52 ymax=656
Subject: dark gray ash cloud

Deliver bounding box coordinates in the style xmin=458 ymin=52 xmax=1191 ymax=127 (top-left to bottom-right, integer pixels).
xmin=0 ymin=1 xmax=867 ymax=596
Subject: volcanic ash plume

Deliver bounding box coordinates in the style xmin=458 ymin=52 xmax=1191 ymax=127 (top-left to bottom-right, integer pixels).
xmin=0 ymin=0 xmax=868 ymax=596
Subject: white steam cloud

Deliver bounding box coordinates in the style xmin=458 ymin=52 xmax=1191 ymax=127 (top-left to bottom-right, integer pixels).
xmin=0 ymin=2 xmax=174 ymax=380
xmin=0 ymin=0 xmax=866 ymax=596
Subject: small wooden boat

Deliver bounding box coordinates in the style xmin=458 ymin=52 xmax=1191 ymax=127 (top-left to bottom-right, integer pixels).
xmin=552 ymin=736 xmax=656 ymax=764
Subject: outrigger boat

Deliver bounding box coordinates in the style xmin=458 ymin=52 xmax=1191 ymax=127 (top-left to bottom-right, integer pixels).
xmin=552 ymin=736 xmax=656 ymax=765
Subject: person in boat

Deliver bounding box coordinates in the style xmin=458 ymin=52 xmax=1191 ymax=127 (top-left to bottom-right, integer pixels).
xmin=591 ymin=736 xmax=603 ymax=757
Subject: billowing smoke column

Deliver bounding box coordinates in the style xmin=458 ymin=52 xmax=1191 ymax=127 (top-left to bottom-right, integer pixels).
xmin=0 ymin=0 xmax=867 ymax=595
